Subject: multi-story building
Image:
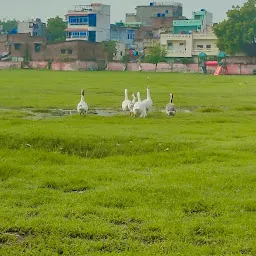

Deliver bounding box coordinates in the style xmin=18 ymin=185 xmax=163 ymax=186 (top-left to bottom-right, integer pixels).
xmin=173 ymin=9 xmax=213 ymax=34
xmin=135 ymin=1 xmax=183 ymax=26
xmin=160 ymin=28 xmax=219 ymax=59
xmin=18 ymin=18 xmax=46 ymax=37
xmin=65 ymin=3 xmax=110 ymax=43
xmin=110 ymin=22 xmax=141 ymax=46
xmin=125 ymin=13 xmax=137 ymax=23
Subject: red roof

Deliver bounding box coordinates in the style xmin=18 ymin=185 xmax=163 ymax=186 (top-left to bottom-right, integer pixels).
xmin=66 ymin=13 xmax=89 ymax=17
xmin=65 ymin=28 xmax=88 ymax=32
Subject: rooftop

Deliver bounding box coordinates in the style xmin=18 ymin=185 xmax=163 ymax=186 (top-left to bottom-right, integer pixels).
xmin=67 ymin=3 xmax=109 ymax=13
xmin=136 ymin=1 xmax=182 ymax=7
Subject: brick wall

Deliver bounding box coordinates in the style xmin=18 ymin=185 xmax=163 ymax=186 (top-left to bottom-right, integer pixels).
xmin=0 ymin=60 xmax=255 ymax=74
xmin=0 ymin=34 xmax=105 ymax=61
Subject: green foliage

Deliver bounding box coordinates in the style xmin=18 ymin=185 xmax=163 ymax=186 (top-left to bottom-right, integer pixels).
xmin=46 ymin=16 xmax=67 ymax=42
xmin=22 ymin=44 xmax=30 ymax=65
xmin=143 ymin=44 xmax=167 ymax=66
xmin=101 ymin=41 xmax=117 ymax=61
xmin=213 ymin=0 xmax=256 ymax=55
xmin=0 ymin=71 xmax=256 ymax=255
xmin=0 ymin=19 xmax=17 ymax=32
xmin=180 ymin=57 xmax=194 ymax=64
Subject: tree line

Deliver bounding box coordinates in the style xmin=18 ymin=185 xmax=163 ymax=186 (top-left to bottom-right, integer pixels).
xmin=0 ymin=16 xmax=67 ymax=42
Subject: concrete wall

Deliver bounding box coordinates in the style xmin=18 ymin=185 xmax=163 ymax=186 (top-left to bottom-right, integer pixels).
xmin=0 ymin=60 xmax=255 ymax=75
xmin=95 ymin=4 xmax=111 ymax=42
xmin=0 ymin=62 xmax=21 ymax=69
xmin=136 ymin=5 xmax=182 ymax=25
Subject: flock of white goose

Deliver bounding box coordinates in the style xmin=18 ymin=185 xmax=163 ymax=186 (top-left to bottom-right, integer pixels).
xmin=77 ymin=87 xmax=176 ymax=118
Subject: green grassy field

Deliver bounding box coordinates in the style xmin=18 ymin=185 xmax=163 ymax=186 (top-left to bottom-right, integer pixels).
xmin=0 ymin=70 xmax=256 ymax=255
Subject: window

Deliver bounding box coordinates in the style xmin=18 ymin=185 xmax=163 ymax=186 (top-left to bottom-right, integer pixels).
xmin=34 ymin=43 xmax=41 ymax=52
xmin=127 ymin=30 xmax=135 ymax=40
xmin=180 ymin=43 xmax=184 ymax=46
xmin=120 ymin=51 xmax=123 ymax=56
xmin=72 ymin=32 xmax=79 ymax=38
xmin=80 ymin=31 xmax=87 ymax=37
xmin=197 ymin=45 xmax=204 ymax=49
xmin=69 ymin=16 xmax=88 ymax=25
xmin=14 ymin=43 xmax=21 ymax=50
xmin=167 ymin=42 xmax=173 ymax=50
xmin=206 ymin=45 xmax=211 ymax=49
xmin=68 ymin=49 xmax=73 ymax=54
xmin=61 ymin=49 xmax=66 ymax=54
xmin=66 ymin=32 xmax=72 ymax=38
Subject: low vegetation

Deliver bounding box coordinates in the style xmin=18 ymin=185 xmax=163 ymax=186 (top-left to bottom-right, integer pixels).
xmin=0 ymin=70 xmax=255 ymax=255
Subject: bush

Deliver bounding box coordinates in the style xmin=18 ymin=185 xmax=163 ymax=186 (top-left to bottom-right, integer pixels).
xmin=253 ymin=69 xmax=256 ymax=75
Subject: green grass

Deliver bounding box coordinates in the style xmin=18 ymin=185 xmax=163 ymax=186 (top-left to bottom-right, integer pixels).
xmin=0 ymin=70 xmax=256 ymax=255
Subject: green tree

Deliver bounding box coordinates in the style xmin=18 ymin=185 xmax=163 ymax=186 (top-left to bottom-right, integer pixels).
xmin=213 ymin=0 xmax=256 ymax=55
xmin=46 ymin=16 xmax=67 ymax=42
xmin=143 ymin=44 xmax=167 ymax=71
xmin=101 ymin=41 xmax=117 ymax=61
xmin=0 ymin=19 xmax=18 ymax=32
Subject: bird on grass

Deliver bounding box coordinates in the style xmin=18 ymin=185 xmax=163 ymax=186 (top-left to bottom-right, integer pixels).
xmin=122 ymin=89 xmax=131 ymax=114
xmin=165 ymin=93 xmax=176 ymax=117
xmin=77 ymin=89 xmax=89 ymax=117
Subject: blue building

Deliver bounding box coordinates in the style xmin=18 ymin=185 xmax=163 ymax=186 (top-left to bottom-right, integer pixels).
xmin=65 ymin=3 xmax=110 ymax=43
xmin=110 ymin=22 xmax=140 ymax=46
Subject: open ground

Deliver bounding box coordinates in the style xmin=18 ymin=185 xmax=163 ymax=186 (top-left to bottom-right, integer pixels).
xmin=0 ymin=70 xmax=256 ymax=255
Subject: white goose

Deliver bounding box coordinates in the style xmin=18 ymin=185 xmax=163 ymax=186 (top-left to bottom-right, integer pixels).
xmin=142 ymin=86 xmax=153 ymax=112
xmin=122 ymin=89 xmax=131 ymax=113
xmin=165 ymin=93 xmax=176 ymax=117
xmin=133 ymin=92 xmax=147 ymax=118
xmin=128 ymin=93 xmax=136 ymax=116
xmin=77 ymin=89 xmax=89 ymax=116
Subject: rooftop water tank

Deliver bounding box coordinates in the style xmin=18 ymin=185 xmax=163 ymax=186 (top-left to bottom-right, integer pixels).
xmin=150 ymin=2 xmax=153 ymax=6
xmin=162 ymin=13 xmax=165 ymax=17
xmin=201 ymin=9 xmax=206 ymax=11
xmin=157 ymin=13 xmax=161 ymax=17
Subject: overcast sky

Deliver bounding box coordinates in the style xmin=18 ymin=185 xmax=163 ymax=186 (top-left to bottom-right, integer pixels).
xmin=0 ymin=0 xmax=246 ymax=23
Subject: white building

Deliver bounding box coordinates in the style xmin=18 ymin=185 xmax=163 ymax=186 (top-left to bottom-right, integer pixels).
xmin=65 ymin=3 xmax=110 ymax=43
xmin=18 ymin=18 xmax=46 ymax=37
xmin=161 ymin=29 xmax=219 ymax=58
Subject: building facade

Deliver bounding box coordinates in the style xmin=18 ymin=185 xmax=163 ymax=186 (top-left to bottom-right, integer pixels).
xmin=110 ymin=22 xmax=139 ymax=46
xmin=18 ymin=18 xmax=46 ymax=37
xmin=135 ymin=1 xmax=182 ymax=25
xmin=160 ymin=30 xmax=219 ymax=58
xmin=173 ymin=9 xmax=213 ymax=34
xmin=0 ymin=33 xmax=105 ymax=61
xmin=65 ymin=3 xmax=110 ymax=43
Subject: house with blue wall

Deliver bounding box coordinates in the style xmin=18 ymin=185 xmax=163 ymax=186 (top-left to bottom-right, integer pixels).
xmin=65 ymin=3 xmax=110 ymax=43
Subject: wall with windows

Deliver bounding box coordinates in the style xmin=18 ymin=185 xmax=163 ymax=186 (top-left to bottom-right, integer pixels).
xmin=161 ymin=32 xmax=218 ymax=58
xmin=161 ymin=34 xmax=192 ymax=57
xmin=66 ymin=4 xmax=110 ymax=42
xmin=94 ymin=4 xmax=110 ymax=42
xmin=110 ymin=27 xmax=135 ymax=45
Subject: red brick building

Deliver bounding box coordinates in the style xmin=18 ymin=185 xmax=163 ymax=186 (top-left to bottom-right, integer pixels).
xmin=0 ymin=33 xmax=105 ymax=61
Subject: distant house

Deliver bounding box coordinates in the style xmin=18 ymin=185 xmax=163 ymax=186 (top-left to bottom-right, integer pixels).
xmin=65 ymin=3 xmax=110 ymax=42
xmin=18 ymin=18 xmax=46 ymax=37
xmin=173 ymin=9 xmax=213 ymax=34
xmin=0 ymin=33 xmax=105 ymax=62
xmin=110 ymin=22 xmax=138 ymax=46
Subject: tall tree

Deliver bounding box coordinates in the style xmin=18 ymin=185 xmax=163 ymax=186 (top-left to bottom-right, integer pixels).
xmin=46 ymin=16 xmax=67 ymax=42
xmin=101 ymin=41 xmax=117 ymax=61
xmin=143 ymin=44 xmax=167 ymax=71
xmin=213 ymin=0 xmax=256 ymax=55
xmin=0 ymin=19 xmax=18 ymax=32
